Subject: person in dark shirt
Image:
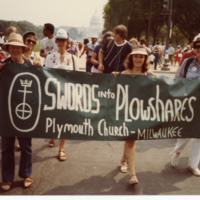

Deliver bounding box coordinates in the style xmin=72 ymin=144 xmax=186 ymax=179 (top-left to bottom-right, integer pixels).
xmin=91 ymin=31 xmax=113 ymax=73
xmin=99 ymin=24 xmax=132 ymax=74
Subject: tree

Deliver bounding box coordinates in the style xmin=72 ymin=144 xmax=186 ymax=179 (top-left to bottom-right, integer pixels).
xmin=173 ymin=0 xmax=200 ymax=42
xmin=103 ymin=0 xmax=148 ymax=39
xmin=68 ymin=27 xmax=83 ymax=40
xmin=103 ymin=0 xmax=200 ymax=44
xmin=0 ymin=20 xmax=43 ymax=39
xmin=103 ymin=0 xmax=167 ymax=41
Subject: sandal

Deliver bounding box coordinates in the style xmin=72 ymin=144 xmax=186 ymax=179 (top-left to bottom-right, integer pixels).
xmin=129 ymin=175 xmax=139 ymax=184
xmin=24 ymin=176 xmax=33 ymax=188
xmin=48 ymin=139 xmax=55 ymax=147
xmin=1 ymin=182 xmax=12 ymax=191
xmin=58 ymin=150 xmax=66 ymax=161
xmin=120 ymin=159 xmax=128 ymax=173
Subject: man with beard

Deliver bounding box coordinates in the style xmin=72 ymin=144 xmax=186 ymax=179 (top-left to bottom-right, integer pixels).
xmin=40 ymin=23 xmax=57 ymax=62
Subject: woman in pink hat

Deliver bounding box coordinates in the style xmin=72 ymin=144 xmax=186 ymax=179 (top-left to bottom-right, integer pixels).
xmin=0 ymin=33 xmax=33 ymax=191
xmin=113 ymin=46 xmax=150 ymax=184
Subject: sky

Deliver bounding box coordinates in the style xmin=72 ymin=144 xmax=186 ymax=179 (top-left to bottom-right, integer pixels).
xmin=0 ymin=0 xmax=108 ymax=28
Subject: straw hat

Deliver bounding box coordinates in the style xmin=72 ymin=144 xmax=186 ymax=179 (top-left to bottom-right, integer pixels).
xmin=2 ymin=33 xmax=29 ymax=53
xmin=131 ymin=47 xmax=148 ymax=55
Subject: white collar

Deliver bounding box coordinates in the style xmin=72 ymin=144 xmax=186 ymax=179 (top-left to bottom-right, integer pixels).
xmin=114 ymin=40 xmax=127 ymax=47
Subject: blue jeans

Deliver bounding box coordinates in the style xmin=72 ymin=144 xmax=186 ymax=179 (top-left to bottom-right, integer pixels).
xmin=154 ymin=53 xmax=160 ymax=70
xmin=1 ymin=136 xmax=32 ymax=183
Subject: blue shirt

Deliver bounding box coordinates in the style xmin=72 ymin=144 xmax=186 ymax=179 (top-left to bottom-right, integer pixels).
xmin=87 ymin=43 xmax=98 ymax=56
xmin=177 ymin=57 xmax=200 ymax=78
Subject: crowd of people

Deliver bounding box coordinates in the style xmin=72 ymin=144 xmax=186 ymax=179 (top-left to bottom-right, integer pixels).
xmin=0 ymin=25 xmax=196 ymax=72
xmin=0 ymin=23 xmax=200 ymax=192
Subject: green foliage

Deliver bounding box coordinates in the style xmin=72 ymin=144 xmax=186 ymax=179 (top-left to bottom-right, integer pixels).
xmin=0 ymin=20 xmax=84 ymax=42
xmin=173 ymin=0 xmax=200 ymax=42
xmin=68 ymin=28 xmax=83 ymax=40
xmin=0 ymin=20 xmax=43 ymax=39
xmin=103 ymin=0 xmax=200 ymax=45
xmin=33 ymin=42 xmax=41 ymax=52
xmin=103 ymin=0 xmax=164 ymax=41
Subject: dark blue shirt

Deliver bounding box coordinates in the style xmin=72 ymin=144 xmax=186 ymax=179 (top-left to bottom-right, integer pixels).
xmin=177 ymin=57 xmax=200 ymax=78
xmin=102 ymin=39 xmax=132 ymax=73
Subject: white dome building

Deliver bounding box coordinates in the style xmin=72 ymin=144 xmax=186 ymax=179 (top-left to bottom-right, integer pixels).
xmin=87 ymin=10 xmax=102 ymax=38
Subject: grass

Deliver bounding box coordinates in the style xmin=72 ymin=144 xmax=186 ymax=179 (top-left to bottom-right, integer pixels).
xmin=33 ymin=42 xmax=41 ymax=52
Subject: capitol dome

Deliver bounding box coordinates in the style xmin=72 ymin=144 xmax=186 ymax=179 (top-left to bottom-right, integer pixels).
xmin=87 ymin=10 xmax=102 ymax=37
xmin=89 ymin=11 xmax=102 ymax=29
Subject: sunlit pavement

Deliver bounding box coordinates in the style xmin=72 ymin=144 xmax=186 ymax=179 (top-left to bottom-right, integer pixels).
xmin=0 ymin=139 xmax=199 ymax=195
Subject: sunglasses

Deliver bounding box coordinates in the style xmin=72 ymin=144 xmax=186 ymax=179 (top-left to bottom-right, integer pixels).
xmin=27 ymin=39 xmax=36 ymax=45
xmin=194 ymin=45 xmax=200 ymax=49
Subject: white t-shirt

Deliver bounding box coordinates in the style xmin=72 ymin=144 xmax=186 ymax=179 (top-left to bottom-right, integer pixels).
xmin=41 ymin=37 xmax=57 ymax=54
xmin=166 ymin=46 xmax=175 ymax=55
xmin=0 ymin=36 xmax=5 ymax=45
xmin=45 ymin=52 xmax=79 ymax=71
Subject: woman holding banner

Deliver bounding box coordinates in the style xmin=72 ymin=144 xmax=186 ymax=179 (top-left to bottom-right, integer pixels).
xmin=0 ymin=33 xmax=33 ymax=191
xmin=170 ymin=33 xmax=200 ymax=177
xmin=45 ymin=28 xmax=78 ymax=161
xmin=113 ymin=47 xmax=149 ymax=184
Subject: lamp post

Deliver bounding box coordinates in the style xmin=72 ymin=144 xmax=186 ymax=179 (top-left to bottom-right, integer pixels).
xmin=127 ymin=8 xmax=133 ymax=31
xmin=147 ymin=0 xmax=153 ymax=45
xmin=161 ymin=0 xmax=173 ymax=71
xmin=127 ymin=15 xmax=130 ymax=27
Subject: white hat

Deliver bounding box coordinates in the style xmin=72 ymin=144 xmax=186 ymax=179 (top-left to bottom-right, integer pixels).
xmin=55 ymin=29 xmax=68 ymax=40
xmin=130 ymin=47 xmax=148 ymax=55
xmin=192 ymin=33 xmax=200 ymax=47
xmin=2 ymin=33 xmax=29 ymax=53
xmin=91 ymin=35 xmax=97 ymax=38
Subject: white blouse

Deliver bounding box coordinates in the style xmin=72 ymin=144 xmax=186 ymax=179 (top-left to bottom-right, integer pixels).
xmin=45 ymin=52 xmax=79 ymax=71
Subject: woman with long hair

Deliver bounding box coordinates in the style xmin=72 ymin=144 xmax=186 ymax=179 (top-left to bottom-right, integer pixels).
xmin=113 ymin=46 xmax=149 ymax=184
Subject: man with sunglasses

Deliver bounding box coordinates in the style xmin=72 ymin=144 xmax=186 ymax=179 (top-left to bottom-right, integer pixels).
xmin=170 ymin=33 xmax=200 ymax=177
xmin=23 ymin=31 xmax=41 ymax=66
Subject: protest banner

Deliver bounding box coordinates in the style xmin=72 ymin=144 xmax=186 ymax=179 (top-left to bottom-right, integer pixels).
xmin=0 ymin=63 xmax=199 ymax=140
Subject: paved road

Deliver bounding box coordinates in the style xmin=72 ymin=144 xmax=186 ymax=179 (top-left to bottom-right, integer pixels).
xmin=1 ymin=56 xmax=199 ymax=196
xmin=0 ymin=139 xmax=199 ymax=196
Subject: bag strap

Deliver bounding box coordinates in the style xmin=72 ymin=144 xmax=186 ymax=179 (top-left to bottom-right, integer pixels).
xmin=183 ymin=57 xmax=195 ymax=78
xmin=71 ymin=55 xmax=75 ymax=71
xmin=114 ymin=46 xmax=124 ymax=71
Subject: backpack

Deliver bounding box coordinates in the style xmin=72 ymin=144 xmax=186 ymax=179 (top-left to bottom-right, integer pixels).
xmin=183 ymin=57 xmax=195 ymax=78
